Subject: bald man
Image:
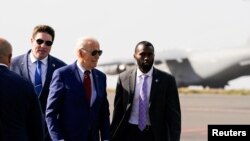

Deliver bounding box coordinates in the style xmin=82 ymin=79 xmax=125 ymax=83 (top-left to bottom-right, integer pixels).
xmin=46 ymin=37 xmax=110 ymax=141
xmin=0 ymin=37 xmax=44 ymax=141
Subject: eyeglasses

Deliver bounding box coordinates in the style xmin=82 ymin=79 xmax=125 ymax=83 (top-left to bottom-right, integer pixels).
xmin=82 ymin=48 xmax=103 ymax=56
xmin=36 ymin=39 xmax=53 ymax=46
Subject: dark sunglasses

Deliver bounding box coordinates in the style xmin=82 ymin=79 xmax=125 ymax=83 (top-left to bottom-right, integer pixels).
xmin=36 ymin=39 xmax=53 ymax=46
xmin=82 ymin=49 xmax=103 ymax=56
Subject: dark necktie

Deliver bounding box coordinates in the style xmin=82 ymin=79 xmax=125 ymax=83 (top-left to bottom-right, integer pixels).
xmin=35 ymin=60 xmax=42 ymax=95
xmin=138 ymin=75 xmax=149 ymax=131
xmin=84 ymin=70 xmax=91 ymax=105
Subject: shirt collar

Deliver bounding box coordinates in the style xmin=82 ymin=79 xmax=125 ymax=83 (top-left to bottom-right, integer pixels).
xmin=0 ymin=63 xmax=8 ymax=68
xmin=136 ymin=66 xmax=153 ymax=78
xmin=76 ymin=61 xmax=92 ymax=74
xmin=29 ymin=52 xmax=48 ymax=65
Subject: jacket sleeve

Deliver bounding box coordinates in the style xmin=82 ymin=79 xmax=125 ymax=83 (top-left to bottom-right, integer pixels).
xmin=99 ymin=75 xmax=111 ymax=141
xmin=166 ymin=76 xmax=181 ymax=141
xmin=45 ymin=70 xmax=65 ymax=140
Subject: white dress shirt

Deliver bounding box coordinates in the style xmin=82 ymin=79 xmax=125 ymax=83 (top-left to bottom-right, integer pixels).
xmin=0 ymin=63 xmax=8 ymax=68
xmin=128 ymin=67 xmax=153 ymax=125
xmin=76 ymin=61 xmax=97 ymax=107
xmin=29 ymin=53 xmax=48 ymax=87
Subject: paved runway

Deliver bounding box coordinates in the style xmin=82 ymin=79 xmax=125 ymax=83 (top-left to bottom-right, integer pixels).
xmin=107 ymin=93 xmax=250 ymax=141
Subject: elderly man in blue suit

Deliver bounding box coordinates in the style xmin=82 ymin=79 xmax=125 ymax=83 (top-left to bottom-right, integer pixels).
xmin=46 ymin=37 xmax=110 ymax=141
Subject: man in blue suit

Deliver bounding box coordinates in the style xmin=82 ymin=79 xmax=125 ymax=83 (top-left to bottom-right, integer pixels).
xmin=10 ymin=25 xmax=66 ymax=141
xmin=46 ymin=37 xmax=110 ymax=141
xmin=0 ymin=37 xmax=44 ymax=141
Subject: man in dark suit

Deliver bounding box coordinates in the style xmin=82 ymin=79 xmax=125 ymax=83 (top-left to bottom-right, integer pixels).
xmin=110 ymin=41 xmax=181 ymax=141
xmin=46 ymin=37 xmax=110 ymax=141
xmin=10 ymin=25 xmax=66 ymax=141
xmin=0 ymin=37 xmax=44 ymax=141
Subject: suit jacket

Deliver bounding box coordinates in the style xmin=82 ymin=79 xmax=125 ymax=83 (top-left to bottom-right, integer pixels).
xmin=0 ymin=65 xmax=44 ymax=141
xmin=110 ymin=67 xmax=181 ymax=141
xmin=10 ymin=50 xmax=66 ymax=113
xmin=46 ymin=62 xmax=110 ymax=141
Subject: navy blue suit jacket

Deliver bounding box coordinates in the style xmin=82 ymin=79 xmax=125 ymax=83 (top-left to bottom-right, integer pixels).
xmin=46 ymin=62 xmax=110 ymax=141
xmin=10 ymin=50 xmax=66 ymax=113
xmin=0 ymin=65 xmax=44 ymax=141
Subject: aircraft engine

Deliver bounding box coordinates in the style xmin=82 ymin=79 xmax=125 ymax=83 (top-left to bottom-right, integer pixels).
xmin=98 ymin=64 xmax=128 ymax=75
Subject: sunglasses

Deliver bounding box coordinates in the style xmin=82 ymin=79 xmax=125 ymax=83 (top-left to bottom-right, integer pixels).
xmin=36 ymin=39 xmax=53 ymax=46
xmin=82 ymin=49 xmax=103 ymax=56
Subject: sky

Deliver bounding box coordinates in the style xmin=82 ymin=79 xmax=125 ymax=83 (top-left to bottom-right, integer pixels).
xmin=1 ymin=0 xmax=250 ymax=89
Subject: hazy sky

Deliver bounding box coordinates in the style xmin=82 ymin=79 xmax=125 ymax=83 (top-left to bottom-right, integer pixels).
xmin=1 ymin=0 xmax=250 ymax=88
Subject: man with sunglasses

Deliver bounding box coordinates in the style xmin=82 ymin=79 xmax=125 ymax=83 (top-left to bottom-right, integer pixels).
xmin=10 ymin=25 xmax=66 ymax=141
xmin=46 ymin=37 xmax=110 ymax=141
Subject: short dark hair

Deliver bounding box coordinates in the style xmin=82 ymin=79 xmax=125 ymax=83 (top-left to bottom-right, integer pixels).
xmin=135 ymin=41 xmax=154 ymax=52
xmin=32 ymin=25 xmax=55 ymax=41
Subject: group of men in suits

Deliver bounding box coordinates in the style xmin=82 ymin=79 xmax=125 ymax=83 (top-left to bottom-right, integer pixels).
xmin=0 ymin=24 xmax=181 ymax=141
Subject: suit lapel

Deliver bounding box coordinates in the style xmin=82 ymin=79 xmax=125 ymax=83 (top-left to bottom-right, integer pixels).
xmin=71 ymin=62 xmax=91 ymax=108
xmin=149 ymin=68 xmax=160 ymax=107
xmin=128 ymin=69 xmax=136 ymax=104
xmin=93 ymin=70 xmax=99 ymax=93
xmin=41 ymin=56 xmax=57 ymax=94
xmin=92 ymin=69 xmax=100 ymax=102
xmin=44 ymin=56 xmax=54 ymax=86
xmin=72 ymin=62 xmax=83 ymax=87
xmin=21 ymin=52 xmax=31 ymax=81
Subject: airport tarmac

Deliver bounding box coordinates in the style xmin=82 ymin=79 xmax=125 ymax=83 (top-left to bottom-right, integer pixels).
xmin=107 ymin=93 xmax=250 ymax=141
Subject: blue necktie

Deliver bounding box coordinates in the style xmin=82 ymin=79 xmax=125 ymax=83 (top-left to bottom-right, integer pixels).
xmin=35 ymin=60 xmax=42 ymax=95
xmin=138 ymin=75 xmax=149 ymax=131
